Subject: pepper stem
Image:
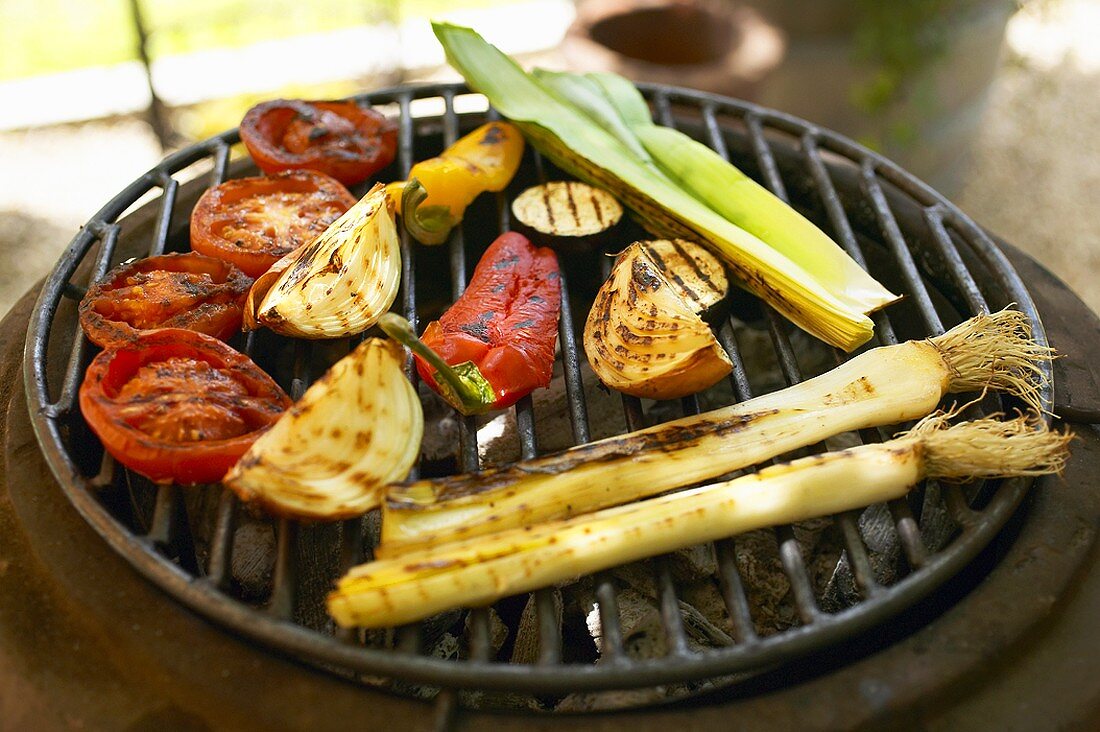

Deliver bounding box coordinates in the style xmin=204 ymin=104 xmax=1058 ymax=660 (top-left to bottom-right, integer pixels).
xmin=378 ymin=313 xmax=494 ymax=415
xmin=401 ymin=178 xmax=457 ymax=246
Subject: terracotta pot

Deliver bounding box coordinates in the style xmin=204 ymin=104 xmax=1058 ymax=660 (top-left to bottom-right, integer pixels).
xmin=562 ymin=0 xmax=784 ymax=100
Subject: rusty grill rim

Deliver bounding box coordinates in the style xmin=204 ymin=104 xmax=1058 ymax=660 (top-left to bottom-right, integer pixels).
xmin=23 ymin=81 xmax=1051 ymax=696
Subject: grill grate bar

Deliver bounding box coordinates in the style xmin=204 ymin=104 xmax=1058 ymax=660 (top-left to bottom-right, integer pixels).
xmin=46 ymin=224 xmax=121 ymax=418
xmin=395 ymin=623 xmax=422 ymax=654
xmin=943 ymin=484 xmax=980 ymax=527
xmin=836 ymin=511 xmax=881 ymax=596
xmin=554 ymin=248 xmax=592 ymax=445
xmin=888 ymin=500 xmax=929 ymax=569
xmin=443 ymin=89 xmax=469 ymax=300
xmin=799 ymin=134 xmax=899 ymax=347
xmin=439 ymin=93 xmax=504 ymax=696
xmin=535 ymin=589 xmax=563 ymax=665
xmin=146 ymin=483 xmax=180 ymax=547
xmin=923 ymin=206 xmax=990 ymax=316
xmin=776 ymin=526 xmax=820 ymax=624
xmin=202 ymin=330 xmax=253 ymax=590
xmin=654 ymin=556 xmax=691 ymax=655
xmin=653 ymin=90 xmax=674 ymax=127
xmin=397 ymin=92 xmax=420 ymax=391
xmin=267 ymin=341 xmax=312 ymax=619
xmin=469 ymin=608 xmax=494 ymax=661
xmin=714 ymin=539 xmax=759 ymax=644
xmin=89 ymin=452 xmax=117 ymax=491
xmin=210 ymin=141 xmax=232 ymax=186
xmin=148 ymin=174 xmax=179 ymax=257
xmin=205 ymin=488 xmax=238 ymax=588
xmin=715 ymin=318 xmax=754 ymax=403
xmin=269 ymin=518 xmax=298 ymax=619
xmin=861 ymin=162 xmax=945 ymax=336
xmin=745 ymin=113 xmax=790 ymax=201
xmin=593 ymin=573 xmax=627 ymax=663
xmin=552 ymin=209 xmax=625 ymax=661
xmin=335 ymin=517 xmax=369 ymax=643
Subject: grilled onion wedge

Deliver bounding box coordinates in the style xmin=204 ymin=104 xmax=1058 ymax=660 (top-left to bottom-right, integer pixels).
xmin=584 ymin=240 xmax=731 ymax=399
xmin=224 ymin=338 xmax=422 ymax=520
xmin=246 ymin=183 xmax=400 ymax=339
xmin=637 ymin=238 xmax=729 ymax=316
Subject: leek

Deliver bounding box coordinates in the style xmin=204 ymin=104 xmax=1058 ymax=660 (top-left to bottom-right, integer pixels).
xmin=331 ymin=413 xmax=1069 ymax=628
xmin=433 ymin=22 xmax=899 ymax=350
xmin=555 ymin=69 xmax=892 ymax=313
xmin=380 ymin=309 xmax=1051 ymax=553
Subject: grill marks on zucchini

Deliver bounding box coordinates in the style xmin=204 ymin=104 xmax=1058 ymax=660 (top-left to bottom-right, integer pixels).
xmin=511 ymin=181 xmax=623 ymax=251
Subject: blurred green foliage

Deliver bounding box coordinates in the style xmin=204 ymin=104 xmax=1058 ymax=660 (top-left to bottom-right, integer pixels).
xmin=0 ymin=0 xmax=509 ymax=81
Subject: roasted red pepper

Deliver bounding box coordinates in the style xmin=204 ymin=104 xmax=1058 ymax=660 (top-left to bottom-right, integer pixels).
xmin=380 ymin=232 xmax=561 ymax=415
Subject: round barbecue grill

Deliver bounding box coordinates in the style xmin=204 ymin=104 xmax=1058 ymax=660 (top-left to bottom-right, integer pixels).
xmin=18 ymin=81 xmax=1060 ymax=715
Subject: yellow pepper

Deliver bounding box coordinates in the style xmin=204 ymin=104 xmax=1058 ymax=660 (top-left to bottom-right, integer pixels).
xmin=385 ymin=121 xmax=525 ymax=245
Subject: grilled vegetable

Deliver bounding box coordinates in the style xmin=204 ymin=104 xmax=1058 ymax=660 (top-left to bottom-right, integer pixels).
xmin=224 ymin=339 xmax=422 ymax=520
xmin=584 ymin=240 xmax=731 ymax=399
xmin=190 ymin=170 xmax=357 ymax=278
xmin=386 ymin=122 xmax=525 ymax=245
xmin=533 ymin=69 xmax=654 ymax=164
xmin=637 ymin=239 xmax=728 ymax=315
xmin=379 ymin=232 xmax=561 ymax=415
xmin=80 ymin=329 xmax=290 ymax=485
xmin=432 ymin=22 xmax=899 ymax=351
xmin=333 ymin=413 xmax=1070 ymax=627
xmin=245 ymin=183 xmax=400 ymax=339
xmin=380 ymin=309 xmax=1052 ymax=553
xmin=511 ymin=181 xmax=623 ymax=253
xmin=79 ymin=252 xmax=252 ymax=348
xmin=240 ymin=99 xmax=397 ymax=186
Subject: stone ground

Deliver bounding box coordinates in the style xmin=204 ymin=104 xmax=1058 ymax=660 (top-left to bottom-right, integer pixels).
xmin=1 ymin=2 xmax=1097 ymax=318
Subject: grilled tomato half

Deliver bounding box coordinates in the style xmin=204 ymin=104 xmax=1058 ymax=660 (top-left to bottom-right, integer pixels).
xmin=78 ymin=252 xmax=252 ymax=348
xmin=79 ymin=329 xmax=291 ymax=484
xmin=190 ymin=170 xmax=357 ymax=278
xmin=240 ymin=99 xmax=397 ymax=186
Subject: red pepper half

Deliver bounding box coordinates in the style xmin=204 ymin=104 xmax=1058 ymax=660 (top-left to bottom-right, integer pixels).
xmin=380 ymin=232 xmax=561 ymax=415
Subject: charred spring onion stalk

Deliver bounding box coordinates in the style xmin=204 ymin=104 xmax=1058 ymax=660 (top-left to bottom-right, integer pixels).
xmin=224 ymin=339 xmax=422 ymax=520
xmin=379 ymin=309 xmax=1052 ymax=554
xmin=433 ymin=23 xmax=899 ymax=350
xmin=331 ymin=413 xmax=1070 ymax=628
xmin=246 ymin=183 xmax=400 ymax=339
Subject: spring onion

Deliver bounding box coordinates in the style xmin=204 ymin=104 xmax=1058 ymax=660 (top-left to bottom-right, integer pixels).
xmin=331 ymin=412 xmax=1069 ymax=628
xmin=380 ymin=309 xmax=1051 ymax=553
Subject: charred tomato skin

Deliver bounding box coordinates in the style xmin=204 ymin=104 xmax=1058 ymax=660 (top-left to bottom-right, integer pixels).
xmin=79 ymin=329 xmax=291 ymax=485
xmin=240 ymin=99 xmax=398 ymax=186
xmin=78 ymin=252 xmax=252 ymax=348
xmin=190 ymin=170 xmax=357 ymax=278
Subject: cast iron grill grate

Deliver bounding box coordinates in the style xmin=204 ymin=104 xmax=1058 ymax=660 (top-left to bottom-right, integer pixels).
xmin=25 ymin=82 xmax=1050 ymax=713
